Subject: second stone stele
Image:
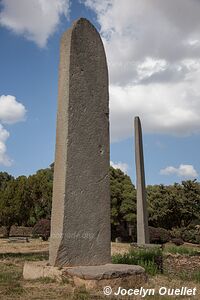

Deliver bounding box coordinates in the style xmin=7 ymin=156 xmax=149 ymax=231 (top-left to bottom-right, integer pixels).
xmin=134 ymin=116 xmax=150 ymax=245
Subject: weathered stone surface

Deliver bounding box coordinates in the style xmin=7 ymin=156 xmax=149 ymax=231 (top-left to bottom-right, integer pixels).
xmin=65 ymin=264 xmax=145 ymax=280
xmin=72 ymin=274 xmax=147 ymax=291
xmin=49 ymin=18 xmax=110 ymax=267
xmin=23 ymin=261 xmax=147 ymax=291
xmin=134 ymin=116 xmax=150 ymax=244
xmin=23 ymin=261 xmax=62 ymax=280
xmin=69 ymin=264 xmax=147 ymax=291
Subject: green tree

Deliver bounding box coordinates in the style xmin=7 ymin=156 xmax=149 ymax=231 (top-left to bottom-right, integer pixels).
xmin=110 ymin=166 xmax=136 ymax=241
xmin=147 ymin=180 xmax=200 ymax=230
xmin=14 ymin=176 xmax=32 ymax=226
xmin=0 ymin=179 xmax=22 ymax=236
xmin=147 ymin=184 xmax=183 ymax=229
xmin=28 ymin=166 xmax=53 ymax=225
xmin=0 ymin=172 xmax=14 ymax=190
xmin=180 ymin=180 xmax=200 ymax=227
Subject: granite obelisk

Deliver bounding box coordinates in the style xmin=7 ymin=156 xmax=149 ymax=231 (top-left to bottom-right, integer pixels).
xmin=49 ymin=18 xmax=111 ymax=267
xmin=134 ymin=116 xmax=149 ymax=244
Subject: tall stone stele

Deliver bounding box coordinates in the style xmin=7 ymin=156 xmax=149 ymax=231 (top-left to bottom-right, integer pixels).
xmin=49 ymin=18 xmax=111 ymax=267
xmin=134 ymin=116 xmax=150 ymax=244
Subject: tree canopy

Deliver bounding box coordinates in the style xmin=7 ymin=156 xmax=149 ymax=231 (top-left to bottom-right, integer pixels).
xmin=0 ymin=166 xmax=200 ymax=239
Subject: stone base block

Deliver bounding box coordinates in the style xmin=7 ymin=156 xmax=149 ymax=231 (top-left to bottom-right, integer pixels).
xmin=23 ymin=261 xmax=63 ymax=281
xmin=65 ymin=264 xmax=147 ymax=290
xmin=23 ymin=262 xmax=147 ymax=290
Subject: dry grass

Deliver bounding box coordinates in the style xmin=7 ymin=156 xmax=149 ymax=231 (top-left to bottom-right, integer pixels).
xmin=0 ymin=239 xmax=200 ymax=299
xmin=0 ymin=259 xmax=200 ymax=300
xmin=0 ymin=238 xmax=48 ymax=254
xmin=111 ymin=242 xmax=131 ymax=255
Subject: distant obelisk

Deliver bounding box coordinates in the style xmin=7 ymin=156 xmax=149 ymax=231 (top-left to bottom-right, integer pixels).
xmin=134 ymin=116 xmax=149 ymax=244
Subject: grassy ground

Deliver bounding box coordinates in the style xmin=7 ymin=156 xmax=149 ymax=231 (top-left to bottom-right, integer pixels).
xmin=0 ymin=238 xmax=49 ymax=254
xmin=0 ymin=240 xmax=200 ymax=299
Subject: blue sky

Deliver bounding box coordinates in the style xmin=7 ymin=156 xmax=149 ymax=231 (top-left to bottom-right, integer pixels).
xmin=0 ymin=0 xmax=200 ymax=185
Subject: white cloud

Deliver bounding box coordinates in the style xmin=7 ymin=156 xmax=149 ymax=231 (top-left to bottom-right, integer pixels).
xmin=160 ymin=164 xmax=198 ymax=178
xmin=110 ymin=161 xmax=128 ymax=174
xmin=0 ymin=124 xmax=12 ymax=166
xmin=0 ymin=95 xmax=26 ymax=124
xmin=110 ymin=73 xmax=200 ymax=140
xmin=0 ymin=95 xmax=27 ymax=166
xmin=82 ymin=0 xmax=200 ymax=141
xmin=0 ymin=0 xmax=70 ymax=47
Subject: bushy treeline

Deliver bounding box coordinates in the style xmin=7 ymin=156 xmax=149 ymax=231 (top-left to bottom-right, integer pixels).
xmin=0 ymin=165 xmax=53 ymax=237
xmin=110 ymin=168 xmax=200 ymax=243
xmin=0 ymin=164 xmax=200 ymax=241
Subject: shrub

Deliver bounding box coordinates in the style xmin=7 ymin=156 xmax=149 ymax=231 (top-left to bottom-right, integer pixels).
xmin=9 ymin=226 xmax=33 ymax=237
xmin=32 ymin=219 xmax=50 ymax=241
xmin=170 ymin=227 xmax=182 ymax=239
xmin=182 ymin=229 xmax=200 ymax=244
xmin=171 ymin=227 xmax=200 ymax=244
xmin=112 ymin=247 xmax=163 ymax=275
xmin=149 ymin=226 xmax=171 ymax=244
xmin=171 ymin=238 xmax=184 ymax=246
